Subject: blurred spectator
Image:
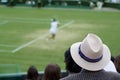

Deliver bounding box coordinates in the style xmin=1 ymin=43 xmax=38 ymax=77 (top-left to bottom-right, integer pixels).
xmin=37 ymin=0 xmax=42 ymax=8
xmin=60 ymin=48 xmax=82 ymax=79
xmin=26 ymin=0 xmax=35 ymax=7
xmin=60 ymin=33 xmax=120 ymax=80
xmin=8 ymin=0 xmax=15 ymax=7
xmin=89 ymin=1 xmax=95 ymax=9
xmin=78 ymin=0 xmax=81 ymax=6
xmin=96 ymin=0 xmax=104 ymax=9
xmin=26 ymin=66 xmax=40 ymax=80
xmin=48 ymin=0 xmax=52 ymax=6
xmin=104 ymin=60 xmax=117 ymax=72
xmin=114 ymin=54 xmax=120 ymax=73
xmin=42 ymin=63 xmax=61 ymax=80
xmin=64 ymin=48 xmax=82 ymax=74
xmin=104 ymin=56 xmax=117 ymax=72
xmin=26 ymin=0 xmax=32 ymax=5
xmin=62 ymin=1 xmax=68 ymax=6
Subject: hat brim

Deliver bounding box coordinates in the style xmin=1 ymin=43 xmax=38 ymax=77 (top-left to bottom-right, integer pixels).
xmin=70 ymin=42 xmax=111 ymax=71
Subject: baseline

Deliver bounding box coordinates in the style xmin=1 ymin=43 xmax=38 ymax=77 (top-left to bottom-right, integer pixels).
xmin=0 ymin=44 xmax=17 ymax=47
xmin=0 ymin=21 xmax=8 ymax=26
xmin=0 ymin=50 xmax=12 ymax=53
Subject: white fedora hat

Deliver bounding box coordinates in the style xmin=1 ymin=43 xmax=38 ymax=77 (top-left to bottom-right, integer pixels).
xmin=70 ymin=33 xmax=111 ymax=71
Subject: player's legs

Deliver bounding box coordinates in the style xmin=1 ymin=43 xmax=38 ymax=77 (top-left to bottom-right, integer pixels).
xmin=49 ymin=29 xmax=55 ymax=39
xmin=51 ymin=34 xmax=55 ymax=39
xmin=49 ymin=33 xmax=55 ymax=39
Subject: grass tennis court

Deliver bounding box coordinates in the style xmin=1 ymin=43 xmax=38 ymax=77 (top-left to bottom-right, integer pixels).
xmin=0 ymin=6 xmax=120 ymax=74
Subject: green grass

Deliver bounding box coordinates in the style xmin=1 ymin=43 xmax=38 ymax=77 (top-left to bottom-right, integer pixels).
xmin=0 ymin=64 xmax=21 ymax=74
xmin=0 ymin=6 xmax=120 ymax=74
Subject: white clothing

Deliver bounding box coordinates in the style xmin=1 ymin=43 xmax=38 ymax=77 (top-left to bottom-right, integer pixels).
xmin=50 ymin=21 xmax=59 ymax=34
xmin=97 ymin=1 xmax=103 ymax=9
xmin=90 ymin=1 xmax=95 ymax=8
xmin=104 ymin=61 xmax=117 ymax=72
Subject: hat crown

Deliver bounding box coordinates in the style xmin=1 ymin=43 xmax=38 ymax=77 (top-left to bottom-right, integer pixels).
xmin=81 ymin=34 xmax=103 ymax=59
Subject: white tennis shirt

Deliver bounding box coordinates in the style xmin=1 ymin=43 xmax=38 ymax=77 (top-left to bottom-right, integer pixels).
xmin=50 ymin=21 xmax=59 ymax=34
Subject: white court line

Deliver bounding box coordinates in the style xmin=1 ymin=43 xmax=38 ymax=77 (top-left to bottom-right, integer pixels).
xmin=59 ymin=20 xmax=75 ymax=29
xmin=1 ymin=16 xmax=71 ymax=22
xmin=12 ymin=20 xmax=75 ymax=53
xmin=0 ymin=21 xmax=8 ymax=26
xmin=10 ymin=20 xmax=50 ymax=24
xmin=0 ymin=44 xmax=17 ymax=47
xmin=1 ymin=16 xmax=71 ymax=23
xmin=0 ymin=50 xmax=12 ymax=53
xmin=1 ymin=16 xmax=50 ymax=21
xmin=0 ymin=44 xmax=17 ymax=53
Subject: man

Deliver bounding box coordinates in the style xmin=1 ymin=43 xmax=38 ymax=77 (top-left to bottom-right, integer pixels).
xmin=97 ymin=0 xmax=103 ymax=10
xmin=49 ymin=18 xmax=59 ymax=40
xmin=60 ymin=33 xmax=120 ymax=80
xmin=64 ymin=48 xmax=82 ymax=75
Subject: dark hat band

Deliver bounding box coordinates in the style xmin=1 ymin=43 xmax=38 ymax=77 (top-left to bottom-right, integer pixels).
xmin=78 ymin=45 xmax=103 ymax=63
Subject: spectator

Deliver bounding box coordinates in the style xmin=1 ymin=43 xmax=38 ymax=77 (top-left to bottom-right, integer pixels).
xmin=26 ymin=66 xmax=40 ymax=80
xmin=42 ymin=63 xmax=61 ymax=80
xmin=60 ymin=48 xmax=82 ymax=79
xmin=96 ymin=0 xmax=103 ymax=9
xmin=48 ymin=0 xmax=52 ymax=6
xmin=60 ymin=33 xmax=120 ymax=80
xmin=114 ymin=54 xmax=120 ymax=73
xmin=89 ymin=1 xmax=95 ymax=9
xmin=104 ymin=55 xmax=117 ymax=72
xmin=104 ymin=60 xmax=117 ymax=72
xmin=37 ymin=0 xmax=42 ymax=8
xmin=8 ymin=0 xmax=15 ymax=7
xmin=64 ymin=48 xmax=82 ymax=74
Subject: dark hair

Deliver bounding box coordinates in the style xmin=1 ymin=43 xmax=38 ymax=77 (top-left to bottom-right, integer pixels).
xmin=52 ymin=18 xmax=56 ymax=22
xmin=42 ymin=63 xmax=61 ymax=80
xmin=64 ymin=48 xmax=82 ymax=73
xmin=26 ymin=66 xmax=40 ymax=80
xmin=114 ymin=54 xmax=120 ymax=73
xmin=111 ymin=56 xmax=115 ymax=62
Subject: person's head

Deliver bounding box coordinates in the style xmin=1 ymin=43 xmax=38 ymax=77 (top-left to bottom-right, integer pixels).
xmin=70 ymin=33 xmax=111 ymax=71
xmin=51 ymin=18 xmax=56 ymax=22
xmin=26 ymin=66 xmax=40 ymax=80
xmin=114 ymin=54 xmax=120 ymax=73
xmin=64 ymin=48 xmax=82 ymax=73
xmin=42 ymin=63 xmax=61 ymax=80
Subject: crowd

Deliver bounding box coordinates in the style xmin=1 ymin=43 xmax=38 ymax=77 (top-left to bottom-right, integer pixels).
xmin=25 ymin=33 xmax=120 ymax=80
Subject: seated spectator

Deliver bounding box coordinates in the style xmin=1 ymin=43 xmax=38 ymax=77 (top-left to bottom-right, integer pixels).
xmin=104 ymin=60 xmax=117 ymax=72
xmin=60 ymin=33 xmax=120 ymax=80
xmin=64 ymin=48 xmax=82 ymax=74
xmin=114 ymin=54 xmax=120 ymax=73
xmin=104 ymin=55 xmax=117 ymax=72
xmin=26 ymin=66 xmax=40 ymax=80
xmin=42 ymin=63 xmax=61 ymax=80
